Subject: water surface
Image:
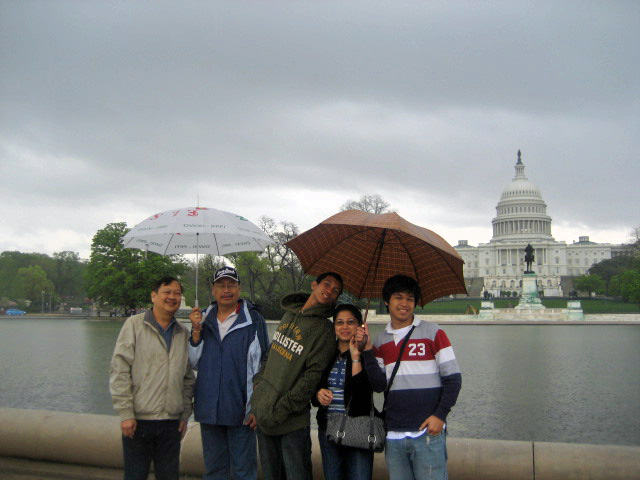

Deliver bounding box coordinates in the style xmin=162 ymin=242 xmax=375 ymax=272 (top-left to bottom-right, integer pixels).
xmin=1 ymin=318 xmax=638 ymax=446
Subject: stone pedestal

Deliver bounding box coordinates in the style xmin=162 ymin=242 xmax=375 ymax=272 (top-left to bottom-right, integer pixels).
xmin=177 ymin=297 xmax=193 ymax=317
xmin=516 ymin=273 xmax=545 ymax=310
xmin=180 ymin=297 xmax=191 ymax=310
xmin=478 ymin=301 xmax=494 ymax=320
xmin=567 ymin=300 xmax=584 ymax=320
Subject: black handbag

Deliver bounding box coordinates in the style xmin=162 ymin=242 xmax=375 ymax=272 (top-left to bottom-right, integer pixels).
xmin=326 ymin=395 xmax=385 ymax=452
xmin=325 ymin=325 xmax=416 ymax=452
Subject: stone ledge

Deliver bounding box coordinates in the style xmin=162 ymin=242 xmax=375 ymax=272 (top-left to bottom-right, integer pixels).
xmin=1 ymin=409 xmax=639 ymax=480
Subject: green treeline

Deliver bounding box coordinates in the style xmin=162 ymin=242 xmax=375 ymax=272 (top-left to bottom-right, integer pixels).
xmin=572 ymin=231 xmax=640 ymax=307
xmin=1 ymin=195 xmax=391 ymax=316
xmin=0 ymin=250 xmax=87 ymax=311
xmin=2 ymin=212 xmax=638 ymax=316
xmin=83 ymin=218 xmax=322 ymax=319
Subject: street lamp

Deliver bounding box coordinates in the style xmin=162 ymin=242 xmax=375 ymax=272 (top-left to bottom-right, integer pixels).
xmin=41 ymin=290 xmax=45 ymax=313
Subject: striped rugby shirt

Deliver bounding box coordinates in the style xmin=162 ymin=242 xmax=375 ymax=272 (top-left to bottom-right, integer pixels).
xmin=363 ymin=318 xmax=462 ymax=432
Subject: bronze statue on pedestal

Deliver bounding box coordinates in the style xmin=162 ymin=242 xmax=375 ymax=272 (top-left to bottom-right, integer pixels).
xmin=524 ymin=243 xmax=535 ymax=273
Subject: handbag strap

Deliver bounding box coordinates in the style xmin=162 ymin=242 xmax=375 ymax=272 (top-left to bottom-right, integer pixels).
xmin=366 ymin=391 xmax=379 ymax=450
xmin=343 ymin=388 xmax=376 ymax=418
xmin=383 ymin=325 xmax=416 ymax=408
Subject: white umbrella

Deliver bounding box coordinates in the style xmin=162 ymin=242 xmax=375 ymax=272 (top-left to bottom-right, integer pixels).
xmin=122 ymin=206 xmax=274 ymax=306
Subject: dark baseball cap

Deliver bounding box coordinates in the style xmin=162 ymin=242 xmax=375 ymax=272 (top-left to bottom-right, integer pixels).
xmin=213 ymin=266 xmax=239 ymax=283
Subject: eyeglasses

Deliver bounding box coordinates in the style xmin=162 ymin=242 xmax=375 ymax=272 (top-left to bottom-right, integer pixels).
xmin=334 ymin=319 xmax=358 ymax=326
xmin=158 ymin=289 xmax=182 ymax=297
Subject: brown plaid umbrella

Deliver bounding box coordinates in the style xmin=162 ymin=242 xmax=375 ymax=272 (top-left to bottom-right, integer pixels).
xmin=286 ymin=210 xmax=467 ymax=307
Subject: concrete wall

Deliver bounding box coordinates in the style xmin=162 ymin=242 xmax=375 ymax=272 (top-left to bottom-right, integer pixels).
xmin=1 ymin=408 xmax=639 ymax=479
xmin=364 ymin=313 xmax=640 ymax=324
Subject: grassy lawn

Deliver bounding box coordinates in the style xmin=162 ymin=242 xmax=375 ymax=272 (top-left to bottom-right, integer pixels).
xmin=411 ymin=298 xmax=639 ymax=314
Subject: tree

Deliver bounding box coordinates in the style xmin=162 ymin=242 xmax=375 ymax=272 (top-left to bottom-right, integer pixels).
xmin=16 ymin=265 xmax=54 ymax=310
xmin=0 ymin=250 xmax=85 ymax=310
xmin=231 ymin=251 xmax=271 ymax=303
xmin=51 ymin=251 xmax=87 ymax=305
xmin=615 ymin=269 xmax=640 ymax=306
xmin=340 ymin=194 xmax=394 ymax=214
xmin=588 ymin=256 xmax=637 ymax=295
xmin=0 ymin=251 xmax=53 ymax=300
xmin=270 ymin=218 xmax=306 ymax=292
xmin=629 ymin=227 xmax=640 ymax=253
xmin=181 ymin=255 xmax=226 ymax=307
xmin=573 ymin=274 xmax=606 ymax=296
xmin=85 ymin=222 xmax=186 ymax=310
xmin=229 ymin=217 xmax=302 ymax=318
xmin=0 ymin=251 xmax=29 ymax=300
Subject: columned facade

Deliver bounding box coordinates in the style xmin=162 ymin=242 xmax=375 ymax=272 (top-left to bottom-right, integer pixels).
xmin=455 ymin=151 xmax=617 ymax=297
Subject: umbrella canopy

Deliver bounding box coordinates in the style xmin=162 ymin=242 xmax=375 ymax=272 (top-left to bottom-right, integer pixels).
xmin=122 ymin=207 xmax=274 ymax=256
xmin=286 ymin=210 xmax=467 ymax=306
xmin=122 ymin=207 xmax=274 ymax=306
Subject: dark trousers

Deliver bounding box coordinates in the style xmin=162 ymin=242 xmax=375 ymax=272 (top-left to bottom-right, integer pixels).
xmin=122 ymin=419 xmax=181 ymax=480
xmin=256 ymin=426 xmax=312 ymax=480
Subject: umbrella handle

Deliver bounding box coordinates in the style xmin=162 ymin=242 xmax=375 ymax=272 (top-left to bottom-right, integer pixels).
xmin=363 ymin=297 xmax=371 ymax=322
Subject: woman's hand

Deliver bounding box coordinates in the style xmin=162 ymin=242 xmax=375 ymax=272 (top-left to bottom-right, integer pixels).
xmin=355 ymin=324 xmax=372 ymax=351
xmin=316 ymin=388 xmax=333 ymax=407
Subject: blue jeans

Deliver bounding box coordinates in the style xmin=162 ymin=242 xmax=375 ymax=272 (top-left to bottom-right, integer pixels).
xmin=385 ymin=431 xmax=448 ymax=480
xmin=122 ymin=419 xmax=181 ymax=480
xmin=318 ymin=429 xmax=374 ymax=480
xmin=200 ymin=423 xmax=257 ymax=480
xmin=256 ymin=426 xmax=312 ymax=480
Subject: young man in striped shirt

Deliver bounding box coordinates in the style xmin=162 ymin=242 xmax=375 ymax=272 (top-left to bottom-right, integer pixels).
xmin=357 ymin=275 xmax=462 ymax=480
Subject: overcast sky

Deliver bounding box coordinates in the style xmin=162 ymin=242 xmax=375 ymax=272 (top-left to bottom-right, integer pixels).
xmin=1 ymin=1 xmax=638 ymax=259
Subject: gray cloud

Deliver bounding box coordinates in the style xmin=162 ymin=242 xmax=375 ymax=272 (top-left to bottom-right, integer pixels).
xmin=1 ymin=0 xmax=638 ymax=258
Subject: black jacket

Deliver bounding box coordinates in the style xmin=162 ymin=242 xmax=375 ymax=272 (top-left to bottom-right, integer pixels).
xmin=313 ymin=346 xmax=377 ymax=431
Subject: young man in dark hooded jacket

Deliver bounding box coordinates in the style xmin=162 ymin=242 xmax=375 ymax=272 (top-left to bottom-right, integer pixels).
xmin=251 ymin=272 xmax=344 ymax=480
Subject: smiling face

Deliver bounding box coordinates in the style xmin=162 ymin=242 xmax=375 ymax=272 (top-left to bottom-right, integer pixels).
xmin=334 ymin=309 xmax=359 ymax=343
xmin=309 ymin=275 xmax=342 ymax=306
xmin=213 ymin=278 xmax=241 ymax=310
xmin=386 ymin=290 xmax=416 ymax=327
xmin=151 ymin=280 xmax=183 ymax=316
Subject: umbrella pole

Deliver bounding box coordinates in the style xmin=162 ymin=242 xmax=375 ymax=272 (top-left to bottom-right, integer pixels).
xmin=360 ymin=229 xmax=386 ymax=325
xmin=363 ymin=297 xmax=371 ymax=323
xmin=195 ymin=233 xmax=199 ymax=308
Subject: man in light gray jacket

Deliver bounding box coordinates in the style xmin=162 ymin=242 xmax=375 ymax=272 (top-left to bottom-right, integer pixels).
xmin=110 ymin=277 xmax=195 ymax=480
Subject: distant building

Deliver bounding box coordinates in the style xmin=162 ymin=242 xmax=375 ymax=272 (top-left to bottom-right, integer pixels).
xmin=454 ymin=151 xmax=629 ymax=297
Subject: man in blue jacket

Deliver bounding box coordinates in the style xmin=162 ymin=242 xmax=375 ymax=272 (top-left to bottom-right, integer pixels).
xmin=189 ymin=266 xmax=270 ymax=480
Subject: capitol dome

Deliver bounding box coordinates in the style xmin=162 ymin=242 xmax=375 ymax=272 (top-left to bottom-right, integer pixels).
xmin=499 ymin=177 xmax=542 ymax=200
xmin=491 ymin=150 xmax=553 ymax=241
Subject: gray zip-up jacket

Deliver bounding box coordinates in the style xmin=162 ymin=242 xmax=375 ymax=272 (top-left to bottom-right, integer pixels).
xmin=109 ymin=311 xmax=195 ymax=422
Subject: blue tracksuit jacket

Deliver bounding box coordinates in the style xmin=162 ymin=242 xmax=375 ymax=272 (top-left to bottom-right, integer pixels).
xmin=189 ymin=299 xmax=269 ymax=425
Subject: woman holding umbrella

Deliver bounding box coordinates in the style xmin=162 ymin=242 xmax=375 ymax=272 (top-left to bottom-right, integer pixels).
xmin=313 ymin=304 xmax=376 ymax=480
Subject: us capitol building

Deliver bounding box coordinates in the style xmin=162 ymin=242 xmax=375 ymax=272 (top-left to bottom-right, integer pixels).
xmin=454 ymin=151 xmax=628 ymax=297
